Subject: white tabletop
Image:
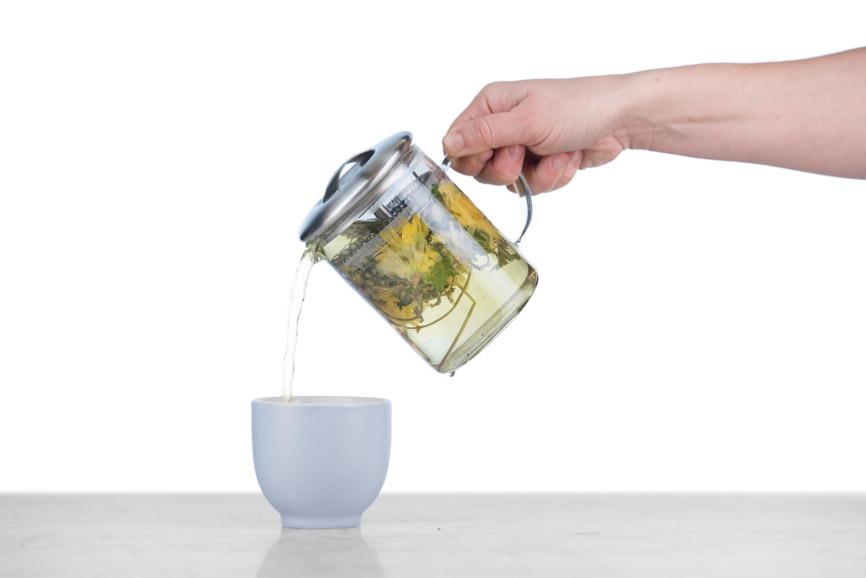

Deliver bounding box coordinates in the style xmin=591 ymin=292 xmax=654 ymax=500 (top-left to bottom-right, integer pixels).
xmin=1 ymin=494 xmax=865 ymax=577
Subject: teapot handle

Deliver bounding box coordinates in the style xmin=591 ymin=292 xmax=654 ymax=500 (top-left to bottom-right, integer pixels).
xmin=440 ymin=156 xmax=533 ymax=245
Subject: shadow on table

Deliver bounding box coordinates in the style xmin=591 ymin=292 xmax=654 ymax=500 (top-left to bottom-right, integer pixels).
xmin=256 ymin=527 xmax=384 ymax=578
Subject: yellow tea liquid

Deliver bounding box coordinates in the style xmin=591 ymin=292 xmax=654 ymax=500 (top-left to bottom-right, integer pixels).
xmin=318 ymin=174 xmax=537 ymax=373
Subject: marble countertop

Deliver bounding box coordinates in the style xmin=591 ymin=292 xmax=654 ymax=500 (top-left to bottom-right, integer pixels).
xmin=2 ymin=494 xmax=865 ymax=577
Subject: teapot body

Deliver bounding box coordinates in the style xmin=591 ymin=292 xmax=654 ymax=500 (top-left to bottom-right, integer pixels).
xmin=312 ymin=140 xmax=537 ymax=373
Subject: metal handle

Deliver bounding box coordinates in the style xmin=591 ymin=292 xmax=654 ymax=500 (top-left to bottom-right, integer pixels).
xmin=441 ymin=155 xmax=533 ymax=245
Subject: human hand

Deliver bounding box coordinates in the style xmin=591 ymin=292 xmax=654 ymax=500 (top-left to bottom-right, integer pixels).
xmin=444 ymin=49 xmax=866 ymax=187
xmin=442 ymin=76 xmax=634 ymax=194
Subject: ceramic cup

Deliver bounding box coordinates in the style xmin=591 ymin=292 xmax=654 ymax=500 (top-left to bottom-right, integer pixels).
xmin=251 ymin=396 xmax=391 ymax=528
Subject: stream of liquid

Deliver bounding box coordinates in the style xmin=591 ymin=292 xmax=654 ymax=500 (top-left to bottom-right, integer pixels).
xmin=280 ymin=246 xmax=319 ymax=403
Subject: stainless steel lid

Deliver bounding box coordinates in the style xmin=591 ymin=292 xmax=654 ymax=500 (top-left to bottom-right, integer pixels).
xmin=299 ymin=132 xmax=414 ymax=243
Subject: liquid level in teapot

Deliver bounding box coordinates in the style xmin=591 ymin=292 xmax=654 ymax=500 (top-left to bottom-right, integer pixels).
xmin=318 ymin=174 xmax=537 ymax=373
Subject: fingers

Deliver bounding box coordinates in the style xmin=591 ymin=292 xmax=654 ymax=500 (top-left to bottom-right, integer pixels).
xmin=460 ymin=149 xmax=582 ymax=194
xmin=476 ymin=145 xmax=525 ymax=185
xmin=443 ymin=82 xmax=535 ymax=178
xmin=446 ymin=81 xmax=529 ymax=133
xmin=443 ymin=111 xmax=532 ymax=158
xmin=521 ymin=151 xmax=582 ymax=194
xmin=449 ymin=150 xmax=494 ymax=177
xmin=579 ymin=138 xmax=625 ymax=169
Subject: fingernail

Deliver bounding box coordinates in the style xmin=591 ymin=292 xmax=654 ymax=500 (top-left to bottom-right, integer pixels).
xmin=507 ymin=145 xmax=521 ymax=160
xmin=443 ymin=132 xmax=464 ymax=154
xmin=551 ymin=155 xmax=565 ymax=172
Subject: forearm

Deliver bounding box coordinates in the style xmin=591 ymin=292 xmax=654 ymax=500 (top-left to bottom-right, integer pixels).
xmin=620 ymin=49 xmax=866 ymax=178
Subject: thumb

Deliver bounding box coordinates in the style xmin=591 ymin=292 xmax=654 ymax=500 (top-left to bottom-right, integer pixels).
xmin=443 ymin=112 xmax=530 ymax=158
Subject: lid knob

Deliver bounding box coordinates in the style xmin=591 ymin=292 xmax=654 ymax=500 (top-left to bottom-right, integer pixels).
xmin=299 ymin=132 xmax=413 ymax=243
xmin=323 ymin=150 xmax=374 ymax=202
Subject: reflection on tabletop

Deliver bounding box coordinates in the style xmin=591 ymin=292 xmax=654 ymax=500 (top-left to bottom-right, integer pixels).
xmin=256 ymin=527 xmax=384 ymax=578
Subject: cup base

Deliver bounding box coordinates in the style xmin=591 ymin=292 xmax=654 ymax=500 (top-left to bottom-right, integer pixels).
xmin=281 ymin=515 xmax=362 ymax=529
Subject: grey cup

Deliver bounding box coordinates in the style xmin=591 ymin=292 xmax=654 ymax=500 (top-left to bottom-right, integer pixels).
xmin=251 ymin=396 xmax=391 ymax=528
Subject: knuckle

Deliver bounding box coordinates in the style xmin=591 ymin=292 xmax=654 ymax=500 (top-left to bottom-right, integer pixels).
xmin=512 ymin=106 xmax=544 ymax=144
xmin=475 ymin=116 xmax=496 ymax=147
xmin=527 ymin=177 xmax=547 ymax=194
xmin=496 ymin=161 xmax=521 ymax=183
xmin=466 ymin=154 xmax=490 ymax=177
xmin=481 ymin=81 xmax=504 ymax=95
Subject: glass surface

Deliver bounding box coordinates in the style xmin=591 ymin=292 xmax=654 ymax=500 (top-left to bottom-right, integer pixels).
xmin=317 ymin=146 xmax=537 ymax=373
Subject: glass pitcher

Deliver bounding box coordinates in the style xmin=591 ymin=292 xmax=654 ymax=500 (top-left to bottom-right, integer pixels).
xmin=299 ymin=132 xmax=538 ymax=373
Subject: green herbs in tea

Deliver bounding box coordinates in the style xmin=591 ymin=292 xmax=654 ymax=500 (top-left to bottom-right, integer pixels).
xmin=318 ymin=176 xmax=536 ymax=373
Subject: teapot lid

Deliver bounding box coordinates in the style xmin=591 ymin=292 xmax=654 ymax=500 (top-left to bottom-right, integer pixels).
xmin=299 ymin=131 xmax=414 ymax=243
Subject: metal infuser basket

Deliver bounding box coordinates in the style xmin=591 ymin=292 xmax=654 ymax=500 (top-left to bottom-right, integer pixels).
xmin=299 ymin=132 xmax=538 ymax=373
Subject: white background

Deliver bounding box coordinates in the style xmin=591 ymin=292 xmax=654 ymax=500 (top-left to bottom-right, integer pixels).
xmin=1 ymin=0 xmax=864 ymax=492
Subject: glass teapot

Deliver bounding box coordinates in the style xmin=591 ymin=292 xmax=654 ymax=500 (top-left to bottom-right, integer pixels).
xmin=299 ymin=132 xmax=538 ymax=373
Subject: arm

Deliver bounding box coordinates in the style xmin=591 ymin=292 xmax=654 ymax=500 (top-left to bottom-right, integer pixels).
xmin=443 ymin=48 xmax=866 ymax=193
xmin=627 ymin=48 xmax=866 ymax=179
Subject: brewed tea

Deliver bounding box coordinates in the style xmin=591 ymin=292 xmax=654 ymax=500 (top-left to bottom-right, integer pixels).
xmin=317 ymin=171 xmax=536 ymax=373
xmin=281 ymin=246 xmax=318 ymax=402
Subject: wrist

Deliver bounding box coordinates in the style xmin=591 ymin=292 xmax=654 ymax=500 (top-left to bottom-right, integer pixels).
xmin=613 ymin=68 xmax=678 ymax=152
xmin=616 ymin=63 xmax=752 ymax=152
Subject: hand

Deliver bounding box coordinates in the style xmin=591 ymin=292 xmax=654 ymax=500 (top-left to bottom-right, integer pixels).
xmin=442 ymin=76 xmax=634 ymax=194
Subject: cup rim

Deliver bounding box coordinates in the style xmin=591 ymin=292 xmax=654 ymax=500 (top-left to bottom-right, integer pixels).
xmin=253 ymin=396 xmax=389 ymax=407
